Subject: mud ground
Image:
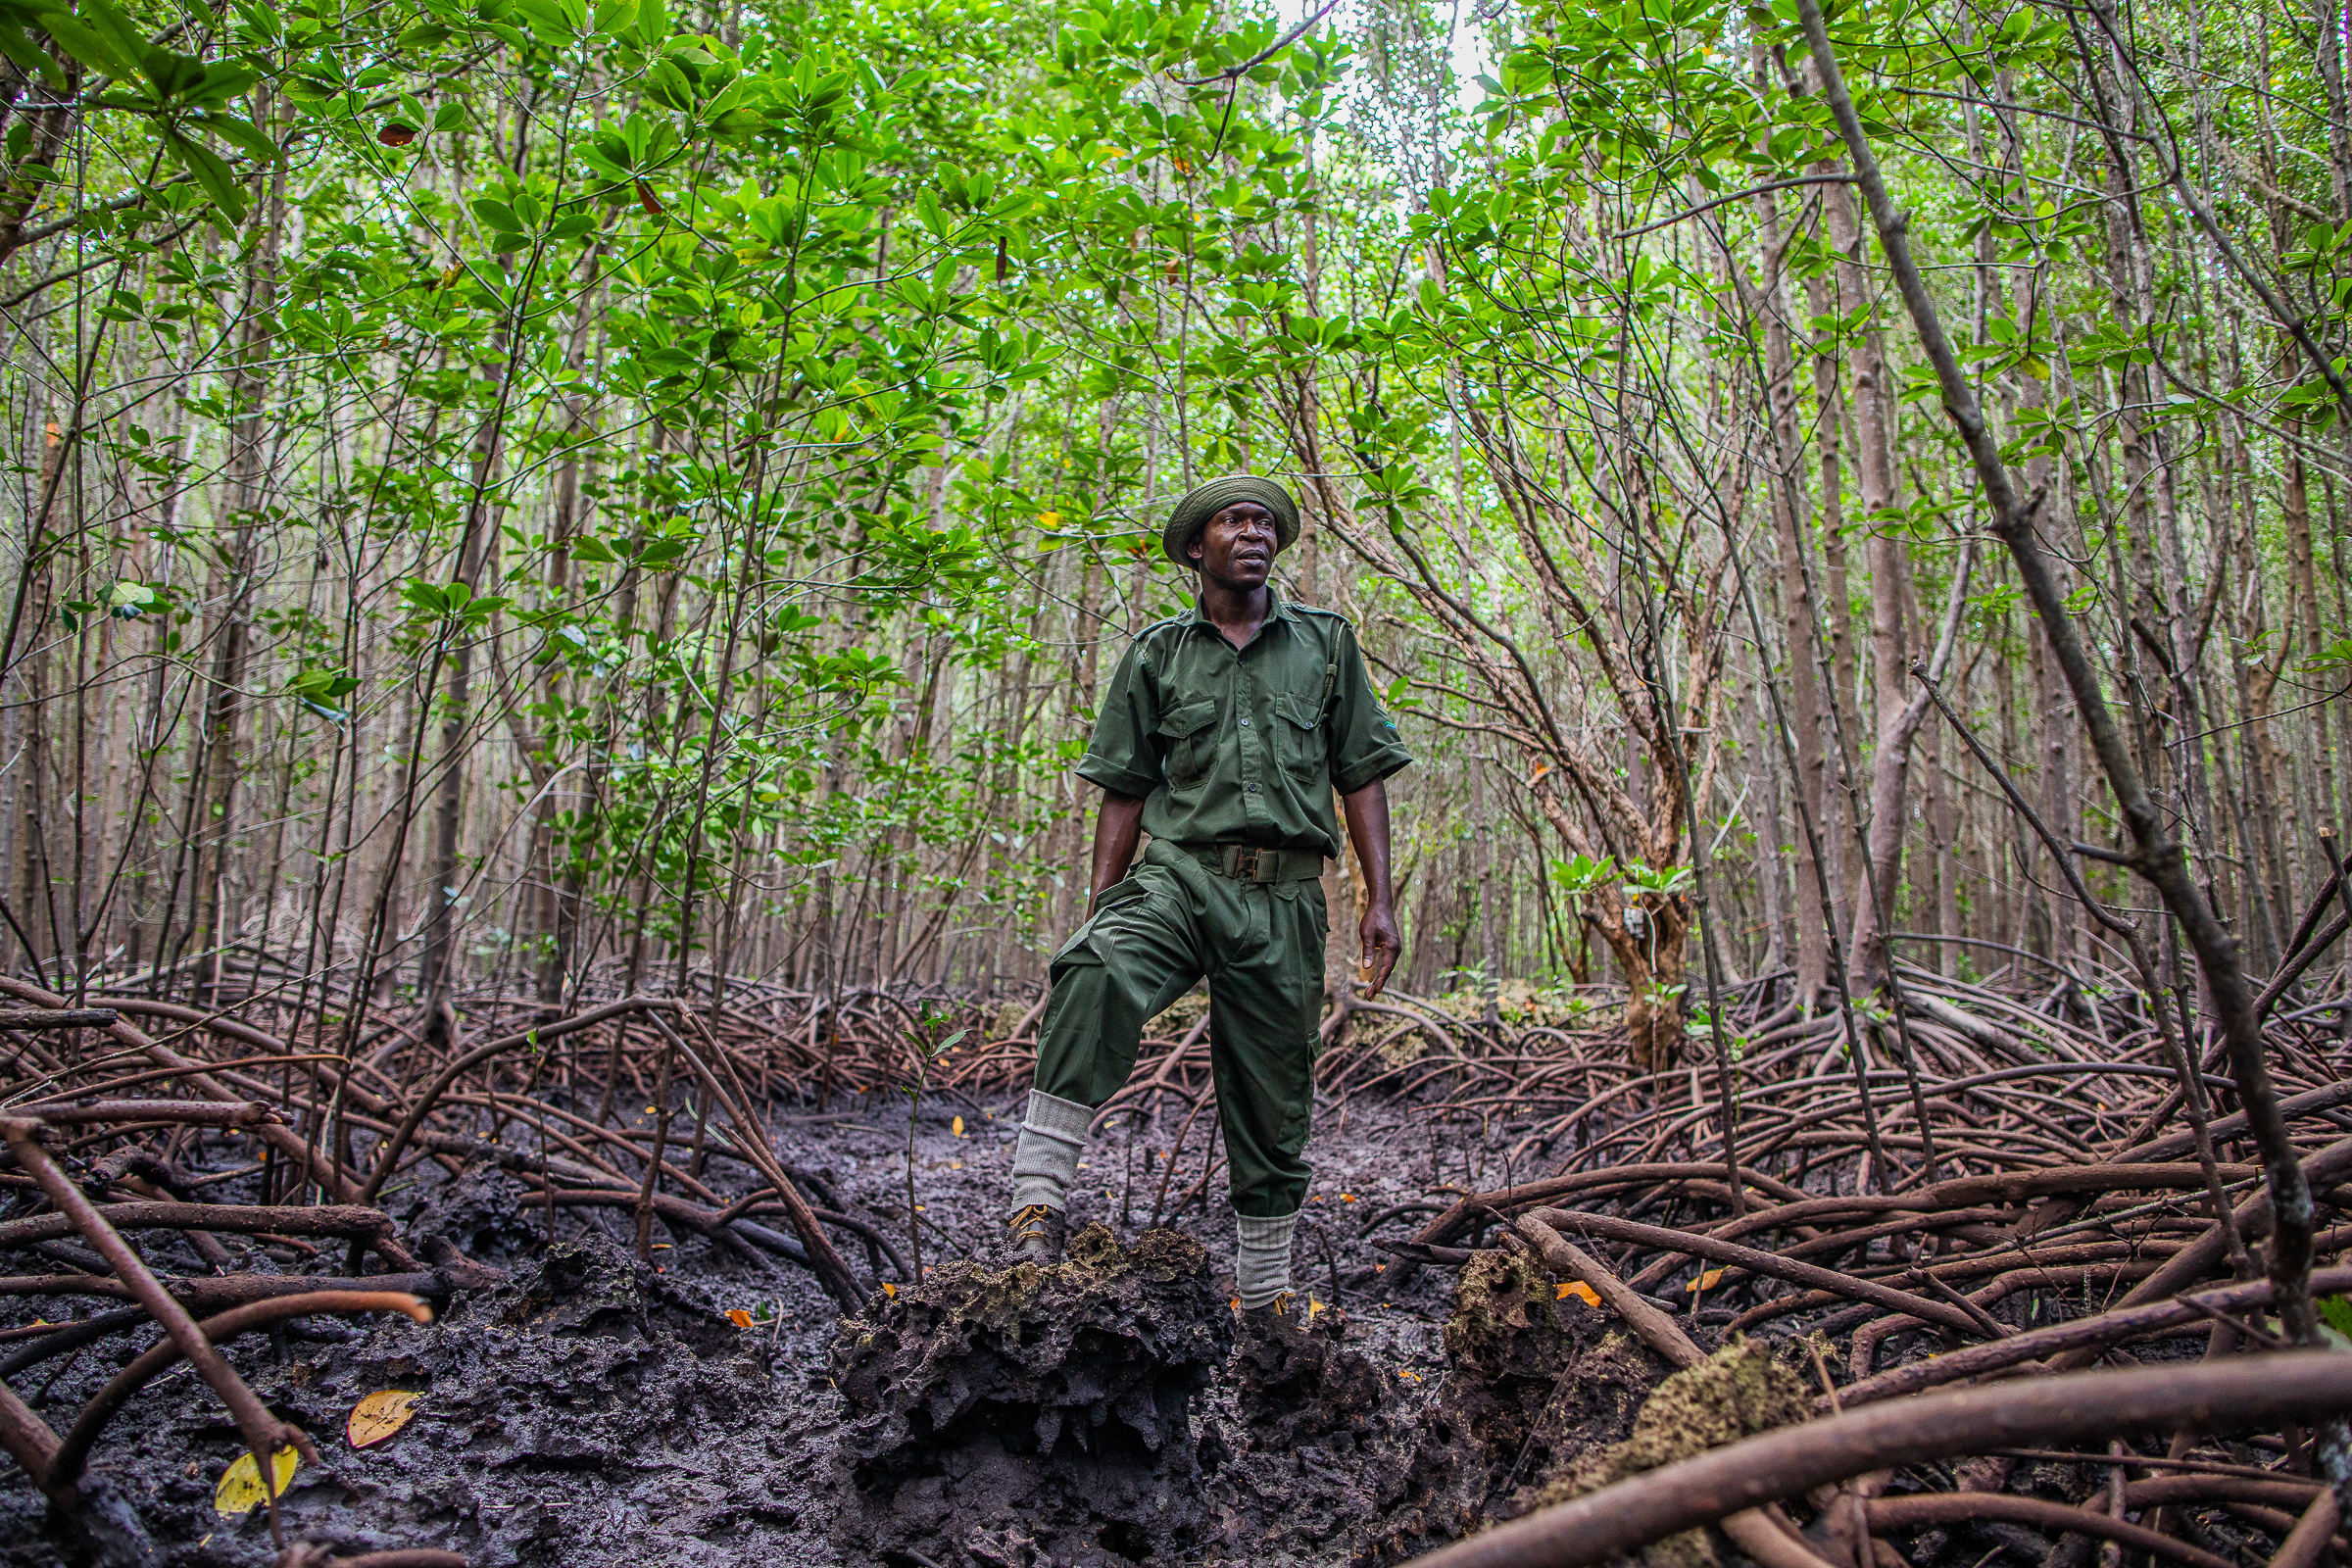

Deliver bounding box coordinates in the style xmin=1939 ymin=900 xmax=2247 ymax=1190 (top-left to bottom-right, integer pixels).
xmin=0 ymin=1092 xmax=1690 ymax=1568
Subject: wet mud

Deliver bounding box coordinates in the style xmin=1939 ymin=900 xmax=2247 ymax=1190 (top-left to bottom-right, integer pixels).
xmin=0 ymin=1097 xmax=1727 ymax=1567
xmin=829 ymin=1223 xmax=1231 ymax=1567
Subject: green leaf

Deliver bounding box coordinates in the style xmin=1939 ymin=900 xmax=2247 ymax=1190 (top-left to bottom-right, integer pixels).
xmin=197 ymin=112 xmax=277 ymax=166
xmin=73 ymin=0 xmax=148 ymax=64
xmin=513 ymin=0 xmax=574 ymax=45
xmin=470 ymin=196 xmax=521 ymax=231
xmin=289 ymin=667 xmax=362 ymax=723
xmin=1551 ymin=854 xmax=1620 ymax=895
xmin=186 ymin=60 xmax=261 ymax=107
xmin=138 ymin=44 xmax=206 ymax=98
xmin=103 ymin=579 xmax=157 ymax=618
xmin=0 ymin=22 xmax=65 ymax=84
xmin=643 ymin=57 xmax=695 ymax=110
xmin=162 ymin=131 xmax=247 ymax=223
xmin=36 ymin=9 xmax=141 ymax=76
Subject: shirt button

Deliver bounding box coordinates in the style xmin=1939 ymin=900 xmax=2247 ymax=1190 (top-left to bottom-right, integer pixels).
xmin=1248 ymin=783 xmax=1260 ymax=793
xmin=1240 ymin=718 xmax=1250 ymax=727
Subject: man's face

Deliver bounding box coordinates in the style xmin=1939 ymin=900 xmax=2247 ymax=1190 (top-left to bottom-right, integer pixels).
xmin=1186 ymin=501 xmax=1277 ymax=590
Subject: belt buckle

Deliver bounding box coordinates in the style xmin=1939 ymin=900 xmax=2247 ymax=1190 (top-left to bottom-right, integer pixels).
xmin=1230 ymin=847 xmax=1260 ymax=881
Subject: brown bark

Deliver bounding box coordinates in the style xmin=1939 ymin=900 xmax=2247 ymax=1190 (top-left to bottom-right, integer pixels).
xmin=1750 ymin=181 xmax=1835 ymax=1005
xmin=1816 ymin=173 xmax=1912 ymax=987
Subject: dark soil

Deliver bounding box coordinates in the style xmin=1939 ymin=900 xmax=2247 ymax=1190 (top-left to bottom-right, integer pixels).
xmin=0 ymin=1094 xmax=1678 ymax=1568
xmin=829 ymin=1222 xmax=1233 ymax=1566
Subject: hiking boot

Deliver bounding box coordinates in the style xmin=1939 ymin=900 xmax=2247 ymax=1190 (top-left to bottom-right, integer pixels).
xmin=1237 ymin=1290 xmax=1311 ymax=1343
xmin=1008 ymin=1202 xmax=1066 ymax=1265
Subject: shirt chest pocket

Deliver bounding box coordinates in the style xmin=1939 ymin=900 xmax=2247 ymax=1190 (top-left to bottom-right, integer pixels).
xmin=1273 ymin=692 xmax=1326 ymax=780
xmin=1154 ymin=700 xmax=1220 ymax=788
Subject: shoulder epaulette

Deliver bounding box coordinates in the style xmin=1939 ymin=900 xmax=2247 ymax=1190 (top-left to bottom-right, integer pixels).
xmin=1123 ymin=616 xmax=1191 ymax=671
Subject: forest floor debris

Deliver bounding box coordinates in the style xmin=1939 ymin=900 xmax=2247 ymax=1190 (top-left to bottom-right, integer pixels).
xmin=8 ymin=967 xmax=2352 ymax=1568
xmin=0 ymin=1093 xmax=1512 ymax=1567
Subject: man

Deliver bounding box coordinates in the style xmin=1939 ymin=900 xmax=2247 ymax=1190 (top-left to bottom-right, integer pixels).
xmin=1004 ymin=473 xmax=1412 ymax=1329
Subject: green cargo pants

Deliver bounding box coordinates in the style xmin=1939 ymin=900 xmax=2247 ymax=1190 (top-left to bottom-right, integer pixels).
xmin=1033 ymin=838 xmax=1328 ymax=1219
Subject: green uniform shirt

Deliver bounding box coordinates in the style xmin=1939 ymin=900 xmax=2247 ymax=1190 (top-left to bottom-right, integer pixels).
xmin=1075 ymin=591 xmax=1412 ymax=858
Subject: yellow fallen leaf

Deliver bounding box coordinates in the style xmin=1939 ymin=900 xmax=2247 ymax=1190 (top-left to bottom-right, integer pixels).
xmin=1341 ymin=1193 xmax=1355 ymax=1202
xmin=347 ymin=1390 xmax=419 ymax=1449
xmin=1306 ymin=1298 xmax=1326 ymax=1320
xmin=1397 ymin=1368 xmax=1421 ymax=1382
xmin=1557 ymin=1281 xmax=1602 ymax=1306
xmin=725 ymin=1309 xmax=757 ymax=1328
xmin=881 ymin=1282 xmax=898 ymax=1298
xmin=1686 ymin=1269 xmax=1725 ymax=1294
xmin=215 ymin=1446 xmax=300 ymax=1514
xmin=952 ymin=1115 xmax=964 ymax=1137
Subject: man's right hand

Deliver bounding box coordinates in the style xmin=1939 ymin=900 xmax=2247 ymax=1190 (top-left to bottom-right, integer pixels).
xmin=1087 ymin=790 xmax=1148 ymax=906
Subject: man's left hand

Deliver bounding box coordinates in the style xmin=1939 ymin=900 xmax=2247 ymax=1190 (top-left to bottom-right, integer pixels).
xmin=1358 ymin=901 xmax=1402 ymax=998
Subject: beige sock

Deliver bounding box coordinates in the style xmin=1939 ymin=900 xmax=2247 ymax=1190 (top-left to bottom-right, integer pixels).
xmin=1235 ymin=1209 xmax=1300 ymax=1308
xmin=1009 ymin=1089 xmax=1090 ymax=1212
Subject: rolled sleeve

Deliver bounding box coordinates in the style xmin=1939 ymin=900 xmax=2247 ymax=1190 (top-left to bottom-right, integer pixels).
xmin=1076 ymin=641 xmax=1162 ymax=799
xmin=1327 ymin=622 xmax=1413 ymax=795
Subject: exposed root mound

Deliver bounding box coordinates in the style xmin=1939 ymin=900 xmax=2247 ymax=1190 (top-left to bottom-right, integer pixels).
xmin=1376 ymin=1249 xmax=1668 ymax=1556
xmin=828 ymin=1223 xmax=1232 ymax=1566
xmin=1526 ymin=1336 xmax=1815 ymax=1568
xmin=1231 ymin=1303 xmax=1388 ymax=1446
xmin=1213 ymin=1300 xmax=1428 ymax=1568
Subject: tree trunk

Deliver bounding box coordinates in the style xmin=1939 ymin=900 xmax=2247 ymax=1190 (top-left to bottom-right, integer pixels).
xmin=1749 ymin=182 xmax=1835 ymax=1007
xmin=1819 ymin=174 xmax=1912 ymax=988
